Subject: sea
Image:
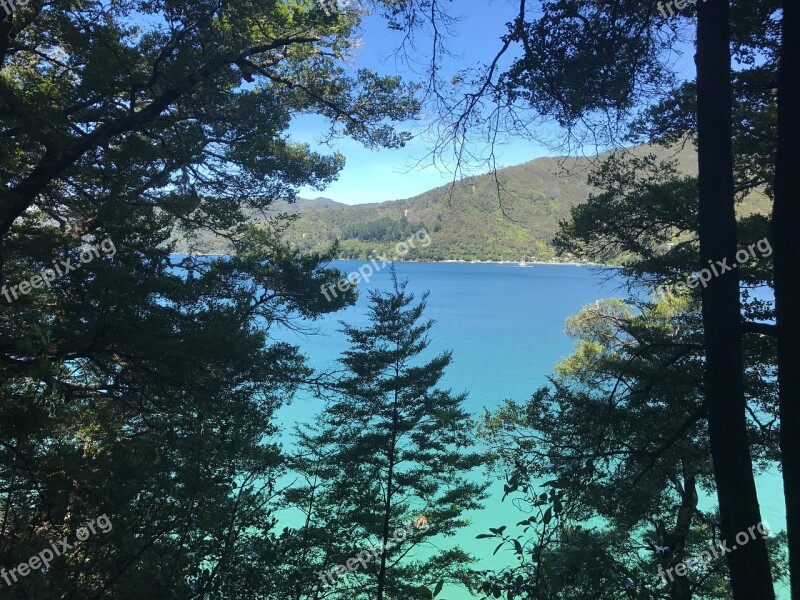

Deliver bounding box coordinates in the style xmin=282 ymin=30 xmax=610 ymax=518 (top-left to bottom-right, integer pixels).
xmin=273 ymin=261 xmax=789 ymax=599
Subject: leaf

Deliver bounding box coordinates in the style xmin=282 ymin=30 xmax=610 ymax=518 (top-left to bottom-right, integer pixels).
xmin=475 ymin=533 xmax=494 ymax=539
xmin=417 ymin=586 xmax=433 ymax=599
xmin=433 ymin=580 xmax=444 ymax=597
xmin=493 ymin=542 xmax=504 ymax=555
xmin=543 ymin=507 xmax=553 ymax=524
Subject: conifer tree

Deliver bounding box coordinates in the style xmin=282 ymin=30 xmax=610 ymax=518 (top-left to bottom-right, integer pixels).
xmin=284 ymin=271 xmax=487 ymax=599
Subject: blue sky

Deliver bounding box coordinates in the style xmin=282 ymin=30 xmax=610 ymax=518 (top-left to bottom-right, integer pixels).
xmin=294 ymin=0 xmax=697 ymax=206
xmin=295 ymin=0 xmax=556 ymax=205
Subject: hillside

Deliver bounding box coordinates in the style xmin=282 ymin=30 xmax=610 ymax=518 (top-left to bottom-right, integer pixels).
xmin=180 ymin=143 xmax=767 ymax=261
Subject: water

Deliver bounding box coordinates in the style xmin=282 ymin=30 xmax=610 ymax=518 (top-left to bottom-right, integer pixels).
xmin=273 ymin=261 xmax=788 ymax=599
xmin=278 ymin=262 xmax=624 ymax=411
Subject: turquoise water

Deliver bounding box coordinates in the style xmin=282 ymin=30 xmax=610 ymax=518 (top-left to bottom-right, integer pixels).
xmin=274 ymin=261 xmax=788 ymax=599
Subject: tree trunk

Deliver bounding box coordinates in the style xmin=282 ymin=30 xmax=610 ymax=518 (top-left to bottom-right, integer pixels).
xmin=377 ymin=388 xmax=400 ymax=600
xmin=671 ymin=471 xmax=697 ymax=600
xmin=296 ymin=477 xmax=318 ymax=600
xmin=773 ymin=0 xmax=800 ymax=596
xmin=658 ymin=469 xmax=698 ymax=600
xmin=695 ymin=1 xmax=775 ymax=598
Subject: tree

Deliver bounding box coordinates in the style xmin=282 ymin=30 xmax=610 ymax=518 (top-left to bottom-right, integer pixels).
xmin=476 ymin=297 xmax=786 ymax=599
xmin=693 ymin=3 xmax=775 ymax=595
xmin=0 ymin=0 xmax=418 ymax=238
xmin=417 ymin=0 xmax=783 ymax=594
xmin=772 ymin=2 xmax=800 ymax=595
xmin=0 ymin=1 xmax=421 ymax=596
xmin=283 ymin=271 xmax=487 ymax=599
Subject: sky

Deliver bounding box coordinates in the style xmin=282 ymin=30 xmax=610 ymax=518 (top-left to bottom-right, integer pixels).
xmin=294 ymin=0 xmax=555 ymax=206
xmin=294 ymin=0 xmax=697 ymax=206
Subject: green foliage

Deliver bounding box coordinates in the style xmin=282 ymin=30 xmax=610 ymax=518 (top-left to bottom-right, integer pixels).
xmin=342 ymin=215 xmax=421 ymax=242
xmin=499 ymin=0 xmax=676 ymax=129
xmin=475 ymin=298 xmax=785 ymax=599
xmin=0 ymin=222 xmax=351 ymax=599
xmin=280 ymin=272 xmax=488 ymax=599
xmin=0 ymin=1 xmax=420 ymax=598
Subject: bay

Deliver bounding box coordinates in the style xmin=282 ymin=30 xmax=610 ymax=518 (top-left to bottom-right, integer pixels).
xmin=274 ymin=261 xmax=788 ymax=599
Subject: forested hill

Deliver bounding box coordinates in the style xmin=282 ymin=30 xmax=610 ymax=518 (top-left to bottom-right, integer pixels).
xmin=184 ymin=143 xmax=745 ymax=261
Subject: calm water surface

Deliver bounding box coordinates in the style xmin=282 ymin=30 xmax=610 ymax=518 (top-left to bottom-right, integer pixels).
xmin=274 ymin=261 xmax=788 ymax=599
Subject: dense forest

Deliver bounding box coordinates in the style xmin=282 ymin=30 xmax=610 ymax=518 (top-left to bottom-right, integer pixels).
xmin=1 ymin=0 xmax=798 ymax=599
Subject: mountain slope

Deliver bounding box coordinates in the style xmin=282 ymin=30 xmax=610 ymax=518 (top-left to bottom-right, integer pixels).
xmin=182 ymin=143 xmax=767 ymax=261
xmin=277 ymin=144 xmax=700 ymax=262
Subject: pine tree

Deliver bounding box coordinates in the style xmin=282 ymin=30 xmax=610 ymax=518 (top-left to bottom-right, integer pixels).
xmin=284 ymin=270 xmax=487 ymax=599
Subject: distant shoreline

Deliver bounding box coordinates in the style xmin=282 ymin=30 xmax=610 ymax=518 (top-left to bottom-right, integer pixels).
xmin=174 ymin=253 xmax=619 ymax=268
xmin=419 ymin=259 xmax=618 ymax=268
